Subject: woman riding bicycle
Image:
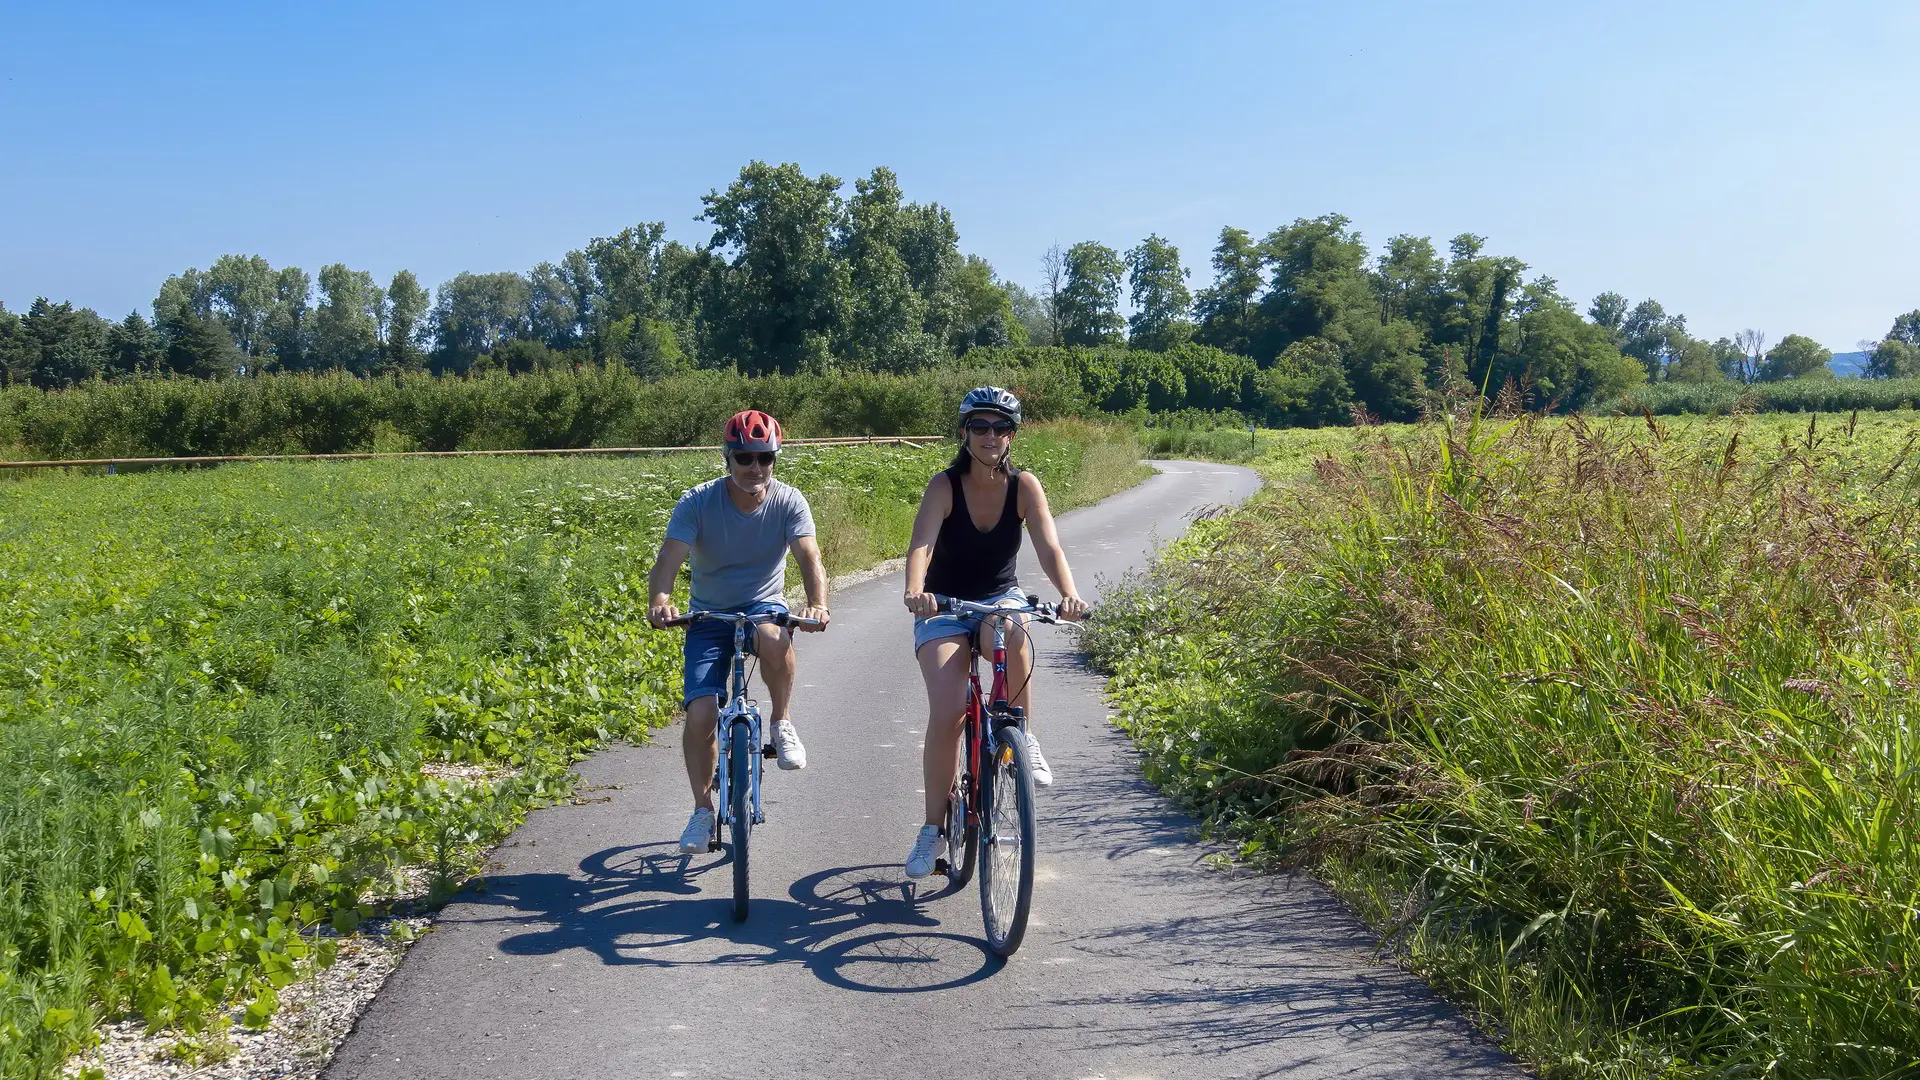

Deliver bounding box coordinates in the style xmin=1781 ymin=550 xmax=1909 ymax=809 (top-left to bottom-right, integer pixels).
xmin=900 ymin=386 xmax=1089 ymax=879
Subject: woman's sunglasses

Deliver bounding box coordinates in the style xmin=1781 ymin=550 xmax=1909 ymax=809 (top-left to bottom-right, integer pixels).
xmin=964 ymin=419 xmax=1018 ymax=436
xmin=732 ymin=451 xmax=777 ymax=467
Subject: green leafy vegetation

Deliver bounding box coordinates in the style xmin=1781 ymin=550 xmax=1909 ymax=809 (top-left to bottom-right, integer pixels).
xmin=8 ymin=159 xmax=1913 ymax=439
xmin=1086 ymin=411 xmax=1920 ymax=1077
xmin=0 ymin=422 xmax=1140 ymax=1078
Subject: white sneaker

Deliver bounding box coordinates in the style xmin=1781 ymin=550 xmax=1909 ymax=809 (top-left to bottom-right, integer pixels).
xmin=679 ymin=807 xmax=714 ymax=854
xmin=1025 ymin=732 xmax=1053 ymax=787
xmin=772 ymin=719 xmax=807 ymax=770
xmin=904 ymin=824 xmax=945 ymax=880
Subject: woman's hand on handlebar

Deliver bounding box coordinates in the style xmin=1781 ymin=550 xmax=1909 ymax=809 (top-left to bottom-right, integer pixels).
xmin=903 ymin=591 xmax=938 ymax=618
xmin=1057 ymin=594 xmax=1090 ymax=622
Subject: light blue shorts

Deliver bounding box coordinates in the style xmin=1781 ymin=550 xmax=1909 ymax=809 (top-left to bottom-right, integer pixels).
xmin=913 ymin=586 xmax=1030 ymax=652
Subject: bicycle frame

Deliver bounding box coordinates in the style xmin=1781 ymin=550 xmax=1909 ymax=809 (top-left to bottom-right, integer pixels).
xmin=948 ymin=598 xmax=1050 ymax=840
xmin=711 ymin=617 xmax=765 ymax=831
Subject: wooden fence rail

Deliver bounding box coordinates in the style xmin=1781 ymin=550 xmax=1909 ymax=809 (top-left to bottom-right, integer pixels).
xmin=0 ymin=434 xmax=947 ymax=471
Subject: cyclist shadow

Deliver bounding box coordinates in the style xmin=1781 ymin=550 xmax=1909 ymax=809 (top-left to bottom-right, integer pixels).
xmin=479 ymin=845 xmax=1002 ymax=993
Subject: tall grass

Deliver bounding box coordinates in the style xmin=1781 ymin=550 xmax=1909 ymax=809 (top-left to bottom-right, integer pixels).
xmin=1086 ymin=411 xmax=1920 ymax=1077
xmin=0 ymin=422 xmax=1142 ymax=1077
xmin=1602 ymin=378 xmax=1920 ymax=417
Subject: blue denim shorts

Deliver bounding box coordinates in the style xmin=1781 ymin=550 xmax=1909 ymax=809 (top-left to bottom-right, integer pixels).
xmin=682 ymin=601 xmax=787 ymax=706
xmin=913 ymin=586 xmax=1029 ymax=652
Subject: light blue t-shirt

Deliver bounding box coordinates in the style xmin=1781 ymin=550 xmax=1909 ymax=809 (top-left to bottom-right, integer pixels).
xmin=664 ymin=476 xmax=815 ymax=611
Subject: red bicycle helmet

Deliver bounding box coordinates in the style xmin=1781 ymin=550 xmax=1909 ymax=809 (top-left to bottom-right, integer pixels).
xmin=723 ymin=409 xmax=783 ymax=454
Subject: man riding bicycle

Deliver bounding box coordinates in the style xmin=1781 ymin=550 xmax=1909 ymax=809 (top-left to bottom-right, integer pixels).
xmin=646 ymin=410 xmax=830 ymax=855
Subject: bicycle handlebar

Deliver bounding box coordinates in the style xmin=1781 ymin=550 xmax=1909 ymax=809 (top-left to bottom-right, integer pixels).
xmin=658 ymin=610 xmax=825 ymax=630
xmin=931 ymin=593 xmax=1084 ymax=623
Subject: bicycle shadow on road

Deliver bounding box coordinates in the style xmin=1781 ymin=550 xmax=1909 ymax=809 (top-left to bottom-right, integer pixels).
xmin=457 ymin=846 xmax=1003 ymax=994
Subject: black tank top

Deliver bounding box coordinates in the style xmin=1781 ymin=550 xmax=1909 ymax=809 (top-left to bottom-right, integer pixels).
xmin=924 ymin=466 xmax=1022 ymax=601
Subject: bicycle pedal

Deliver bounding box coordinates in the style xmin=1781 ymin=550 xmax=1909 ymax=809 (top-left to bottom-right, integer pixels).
xmin=933 ymin=858 xmax=950 ymax=874
xmin=761 ymin=744 xmax=776 ymax=759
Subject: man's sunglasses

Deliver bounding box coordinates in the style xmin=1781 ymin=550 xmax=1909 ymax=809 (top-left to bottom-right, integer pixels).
xmin=964 ymin=419 xmax=1018 ymax=436
xmin=732 ymin=451 xmax=777 ymax=467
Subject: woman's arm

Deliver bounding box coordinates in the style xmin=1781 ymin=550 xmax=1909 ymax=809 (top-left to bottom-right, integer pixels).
xmin=902 ymin=474 xmax=951 ymax=616
xmin=1018 ymin=472 xmax=1089 ymax=620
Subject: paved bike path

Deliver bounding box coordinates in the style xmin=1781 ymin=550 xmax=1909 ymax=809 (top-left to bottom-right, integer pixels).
xmin=327 ymin=461 xmax=1521 ymax=1080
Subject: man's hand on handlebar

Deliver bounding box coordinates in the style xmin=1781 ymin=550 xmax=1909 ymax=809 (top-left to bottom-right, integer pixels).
xmin=648 ymin=597 xmax=679 ymax=629
xmin=794 ymin=605 xmax=831 ymax=631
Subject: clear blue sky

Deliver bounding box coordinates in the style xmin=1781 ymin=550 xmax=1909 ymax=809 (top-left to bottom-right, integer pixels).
xmin=4 ymin=0 xmax=1915 ymax=351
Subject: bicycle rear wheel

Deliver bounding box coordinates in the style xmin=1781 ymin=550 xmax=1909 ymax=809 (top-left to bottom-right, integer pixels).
xmin=729 ymin=721 xmax=755 ymax=922
xmin=978 ymin=724 xmax=1036 ymax=957
xmin=943 ymin=723 xmax=978 ymax=889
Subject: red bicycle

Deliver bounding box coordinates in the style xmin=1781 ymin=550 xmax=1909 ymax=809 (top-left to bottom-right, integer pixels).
xmin=928 ymin=593 xmax=1068 ymax=957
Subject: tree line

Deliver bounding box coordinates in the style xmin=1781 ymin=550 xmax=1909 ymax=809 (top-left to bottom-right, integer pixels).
xmin=4 ymin=159 xmax=1915 ymax=423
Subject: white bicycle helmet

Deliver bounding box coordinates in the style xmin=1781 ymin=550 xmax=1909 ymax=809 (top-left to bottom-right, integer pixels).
xmin=959 ymin=386 xmax=1022 ymax=426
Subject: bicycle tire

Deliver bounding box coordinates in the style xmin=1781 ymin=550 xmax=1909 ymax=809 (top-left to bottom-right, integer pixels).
xmin=729 ymin=720 xmax=755 ymax=922
xmin=944 ymin=725 xmax=979 ymax=888
xmin=978 ymin=724 xmax=1036 ymax=957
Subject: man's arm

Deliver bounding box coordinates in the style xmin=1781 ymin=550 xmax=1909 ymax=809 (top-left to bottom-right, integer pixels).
xmin=647 ymin=538 xmax=691 ymax=627
xmin=789 ymin=535 xmax=830 ymax=630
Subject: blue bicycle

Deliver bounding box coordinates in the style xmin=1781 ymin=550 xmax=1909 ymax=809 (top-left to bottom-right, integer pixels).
xmin=661 ymin=608 xmax=823 ymax=921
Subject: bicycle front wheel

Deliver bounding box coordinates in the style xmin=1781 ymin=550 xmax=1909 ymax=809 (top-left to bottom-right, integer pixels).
xmin=978 ymin=727 xmax=1036 ymax=957
xmin=729 ymin=721 xmax=755 ymax=922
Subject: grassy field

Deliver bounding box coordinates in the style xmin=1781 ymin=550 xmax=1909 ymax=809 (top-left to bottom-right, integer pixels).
xmin=0 ymin=421 xmax=1145 ymax=1078
xmin=1088 ymin=409 xmax=1920 ymax=1078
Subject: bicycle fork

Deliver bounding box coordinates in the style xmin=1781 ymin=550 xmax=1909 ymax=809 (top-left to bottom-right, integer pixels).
xmin=712 ymin=711 xmax=767 ymax=830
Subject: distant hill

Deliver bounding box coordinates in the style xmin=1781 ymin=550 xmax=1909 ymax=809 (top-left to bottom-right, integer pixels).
xmin=1831 ymin=351 xmax=1869 ymax=377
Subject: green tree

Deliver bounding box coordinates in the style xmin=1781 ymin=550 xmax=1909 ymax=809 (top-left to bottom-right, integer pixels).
xmin=1002 ymin=281 xmax=1049 ymax=347
xmin=1057 ymin=241 xmax=1125 ymax=347
xmin=1705 ymin=338 xmax=1745 ymax=382
xmin=208 ymin=254 xmax=277 ymax=360
xmin=587 ymin=223 xmax=667 ymax=321
xmin=1375 ymin=234 xmax=1445 ymax=331
xmin=699 ymin=160 xmax=847 ymax=375
xmin=164 ymin=308 xmax=241 ymax=378
xmin=836 ymin=167 xmax=933 ymax=371
xmin=1864 ymin=311 xmax=1920 ymax=378
xmin=1758 ymin=333 xmax=1833 ymax=381
xmin=312 ymin=263 xmax=383 ymax=373
xmin=1890 ymin=310 xmax=1920 ymax=347
xmin=1587 ymin=292 xmax=1629 ymax=338
xmin=528 ymin=261 xmax=584 ymax=352
xmin=1731 ymin=329 xmax=1768 ymax=383
xmin=1192 ymin=227 xmax=1263 ymax=357
xmin=1166 ymin=342 xmax=1255 ymax=410
xmin=1251 ymin=215 xmax=1372 ymax=361
xmin=106 ymin=312 xmax=163 ymax=376
xmin=0 ymin=304 xmax=26 ymax=384
xmin=429 ymin=271 xmax=531 ymax=373
xmin=1662 ymin=337 xmax=1724 ymax=384
xmin=1255 ymin=337 xmax=1353 ymax=427
xmin=951 ymin=255 xmax=1024 ymax=352
xmin=12 ymin=298 xmax=112 ymax=387
xmin=1619 ymin=299 xmax=1688 ymax=379
xmin=1125 ymin=234 xmax=1192 ymax=351
xmin=265 ymin=267 xmax=314 ymax=372
xmin=895 ymin=197 xmax=964 ymax=345
xmin=385 ymin=270 xmax=431 ymax=371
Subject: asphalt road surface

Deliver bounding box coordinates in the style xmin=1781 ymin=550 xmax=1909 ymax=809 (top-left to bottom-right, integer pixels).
xmin=327 ymin=461 xmax=1521 ymax=1080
